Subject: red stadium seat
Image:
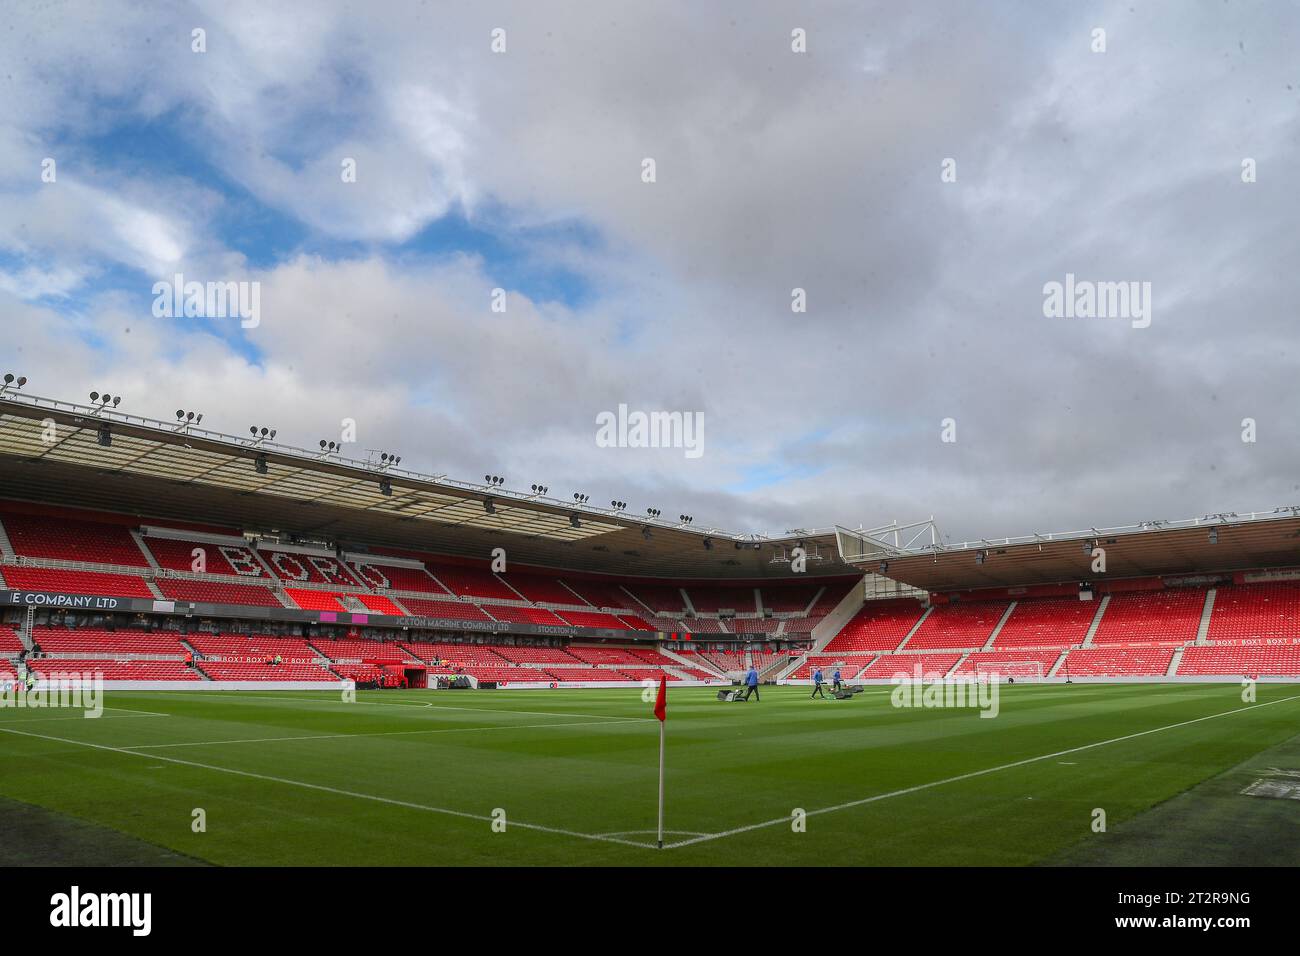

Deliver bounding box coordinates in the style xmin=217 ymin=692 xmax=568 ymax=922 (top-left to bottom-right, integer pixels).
xmin=823 ymin=601 xmax=926 ymax=653
xmin=1206 ymin=583 xmax=1300 ymax=644
xmin=2 ymin=567 xmax=154 ymax=598
xmin=0 ymin=511 xmax=149 ymax=566
xmin=1092 ymin=590 xmax=1205 ymax=645
xmin=1177 ymin=643 xmax=1300 ymax=677
xmin=904 ymin=602 xmax=1009 ymax=651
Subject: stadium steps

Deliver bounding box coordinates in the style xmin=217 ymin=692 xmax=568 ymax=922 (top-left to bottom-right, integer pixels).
xmin=775 ymin=653 xmax=808 ymax=681
xmin=947 ymin=653 xmax=970 ymax=677
xmin=1195 ymin=589 xmax=1217 ymax=644
xmin=757 ymin=654 xmax=791 ymax=680
xmin=129 ymin=529 xmax=162 ymax=572
xmin=1081 ymin=594 xmax=1111 ymax=648
xmin=0 ymin=516 xmax=17 ymax=559
xmin=1166 ymin=647 xmax=1185 ymax=677
xmin=893 ymin=606 xmax=934 ymax=651
xmin=423 ymin=569 xmax=456 ymax=597
xmin=1045 ymin=650 xmax=1069 ymax=678
xmin=981 ymin=602 xmax=1018 ymax=650
xmin=145 ymin=579 xmax=166 ymax=600
xmin=660 ymin=647 xmax=725 ymax=677
xmin=807 ymin=579 xmax=865 ymax=651
xmin=803 ymin=586 xmax=826 ymax=616
xmin=16 ymin=614 xmax=34 ymax=652
xmin=617 ymin=586 xmax=658 ymax=616
xmin=336 ymin=594 xmax=368 ymax=613
xmin=557 ymin=580 xmax=595 ymax=607
xmin=659 ymin=665 xmax=697 ymax=682
xmin=680 ymin=588 xmax=697 ymax=615
xmin=494 ymin=573 xmax=531 ymax=603
xmin=384 ymin=593 xmax=413 ymax=616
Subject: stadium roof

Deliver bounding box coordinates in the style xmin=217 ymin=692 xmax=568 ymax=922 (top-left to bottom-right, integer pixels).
xmin=0 ymin=390 xmax=856 ymax=581
xmin=838 ymin=511 xmax=1300 ymax=592
xmin=6 ymin=388 xmax=1292 ymax=590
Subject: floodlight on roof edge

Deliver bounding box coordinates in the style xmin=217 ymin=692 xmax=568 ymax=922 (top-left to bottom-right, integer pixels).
xmin=89 ymin=391 xmax=122 ymax=411
xmin=174 ymin=408 xmax=203 ymax=431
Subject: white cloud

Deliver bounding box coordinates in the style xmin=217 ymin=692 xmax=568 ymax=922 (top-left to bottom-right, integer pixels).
xmin=2 ymin=1 xmax=1300 ymax=541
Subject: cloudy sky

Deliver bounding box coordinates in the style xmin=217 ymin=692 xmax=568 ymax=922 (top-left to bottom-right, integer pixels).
xmin=2 ymin=1 xmax=1298 ymax=545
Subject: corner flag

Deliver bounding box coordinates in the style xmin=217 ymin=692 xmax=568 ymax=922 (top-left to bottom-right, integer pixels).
xmin=654 ymin=674 xmax=666 ymax=848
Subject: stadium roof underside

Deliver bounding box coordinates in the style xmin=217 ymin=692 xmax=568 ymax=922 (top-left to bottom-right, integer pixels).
xmin=0 ymin=393 xmax=855 ymax=581
xmin=838 ymin=512 xmax=1300 ymax=592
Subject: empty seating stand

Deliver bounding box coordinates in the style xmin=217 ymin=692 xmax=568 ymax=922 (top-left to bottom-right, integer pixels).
xmin=1092 ymin=590 xmax=1205 ymax=645
xmin=309 ymin=638 xmax=415 ymax=663
xmin=424 ymin=564 xmax=518 ymax=602
xmin=561 ymin=579 xmax=636 ymax=610
xmin=496 ymin=573 xmax=580 ymax=605
xmin=553 ymin=610 xmax=629 ymax=629
xmin=687 ymin=586 xmax=758 ymax=614
xmin=143 ymin=536 xmax=267 ymax=576
xmin=260 ymin=550 xmax=361 ymax=588
xmin=2 ymin=567 xmax=154 ymax=598
xmin=186 ymin=633 xmax=319 ymax=662
xmin=483 ymin=605 xmax=567 ymax=626
xmin=32 ymin=659 xmax=198 ymax=681
xmin=904 ymin=602 xmax=1009 ymax=651
xmin=951 ymin=648 xmax=1063 ymax=678
xmin=347 ymin=561 xmax=445 ymax=594
xmin=398 ymin=598 xmax=494 ymax=621
xmin=859 ymin=653 xmax=963 ymax=679
xmin=32 ymin=627 xmax=184 ymax=657
xmin=823 ymin=601 xmax=925 ymax=653
xmin=1206 ymin=583 xmax=1300 ymax=643
xmin=199 ymin=661 xmax=335 ymax=681
xmin=0 ymin=625 xmax=25 ymax=655
xmin=1061 ymin=645 xmax=1174 ymax=677
xmin=156 ymin=579 xmax=284 ymax=607
xmin=0 ymin=511 xmax=149 ymax=566
xmin=993 ymin=598 xmax=1095 ymax=648
xmin=1177 ymin=644 xmax=1300 ymax=677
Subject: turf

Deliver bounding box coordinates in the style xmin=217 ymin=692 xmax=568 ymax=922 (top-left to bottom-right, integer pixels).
xmin=0 ymin=682 xmax=1297 ymax=866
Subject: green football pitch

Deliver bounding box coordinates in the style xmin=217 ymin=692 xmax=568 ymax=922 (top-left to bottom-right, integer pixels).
xmin=1 ymin=682 xmax=1298 ymax=866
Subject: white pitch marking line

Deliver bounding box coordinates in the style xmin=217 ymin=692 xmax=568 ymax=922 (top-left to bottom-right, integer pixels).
xmin=0 ymin=724 xmax=650 ymax=850
xmin=0 ymin=717 xmax=170 ymax=723
xmin=120 ymin=717 xmax=651 ymax=750
xmin=663 ymin=692 xmax=1300 ymax=850
xmin=144 ymin=692 xmax=644 ymax=722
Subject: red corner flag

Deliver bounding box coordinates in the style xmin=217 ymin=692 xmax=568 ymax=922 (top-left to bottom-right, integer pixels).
xmin=654 ymin=674 xmax=667 ymax=849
